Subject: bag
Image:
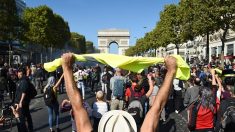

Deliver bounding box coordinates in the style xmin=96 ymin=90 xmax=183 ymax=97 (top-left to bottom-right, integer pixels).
xmin=102 ymin=72 xmax=112 ymax=84
xmin=77 ymin=71 xmax=84 ymax=81
xmin=112 ymin=78 xmax=125 ymax=97
xmin=127 ymin=87 xmax=144 ymax=124
xmin=178 ymin=80 xmax=184 ymax=88
xmin=221 ymin=100 xmax=235 ymax=131
xmin=129 ymin=87 xmax=143 ymax=103
xmin=43 ymin=87 xmax=57 ymax=106
xmin=187 ymin=99 xmax=201 ymax=131
xmin=127 ymin=99 xmax=144 ymax=124
xmin=27 ymin=80 xmax=37 ymax=99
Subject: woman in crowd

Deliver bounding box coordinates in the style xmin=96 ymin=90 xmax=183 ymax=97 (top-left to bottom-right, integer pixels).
xmin=43 ymin=72 xmax=64 ymax=132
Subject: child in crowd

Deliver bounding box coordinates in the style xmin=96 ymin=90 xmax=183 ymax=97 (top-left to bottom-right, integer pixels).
xmin=92 ymin=91 xmax=109 ymax=131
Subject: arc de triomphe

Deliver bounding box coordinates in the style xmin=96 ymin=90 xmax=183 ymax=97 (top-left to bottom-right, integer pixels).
xmin=98 ymin=29 xmax=130 ymax=55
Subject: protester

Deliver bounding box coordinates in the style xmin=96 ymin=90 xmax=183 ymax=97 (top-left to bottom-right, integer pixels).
xmin=187 ymin=69 xmax=222 ymax=132
xmin=60 ymin=53 xmax=177 ymax=132
xmin=15 ymin=69 xmax=33 ymax=132
xmin=184 ymin=77 xmax=201 ymax=107
xmin=216 ymin=76 xmax=235 ymax=132
xmin=173 ymin=78 xmax=183 ymax=113
xmin=110 ymin=68 xmax=126 ymax=110
xmin=92 ymin=91 xmax=109 ymax=131
xmin=43 ymin=72 xmax=64 ymax=132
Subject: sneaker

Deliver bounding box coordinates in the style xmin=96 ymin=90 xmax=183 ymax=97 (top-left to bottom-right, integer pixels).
xmin=175 ymin=110 xmax=179 ymax=114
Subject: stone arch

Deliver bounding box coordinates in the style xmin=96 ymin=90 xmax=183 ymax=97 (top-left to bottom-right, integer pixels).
xmin=98 ymin=29 xmax=130 ymax=55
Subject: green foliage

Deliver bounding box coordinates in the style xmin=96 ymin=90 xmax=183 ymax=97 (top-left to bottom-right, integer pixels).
xmin=69 ymin=32 xmax=86 ymax=54
xmin=22 ymin=6 xmax=70 ymax=48
xmin=0 ymin=0 xmax=18 ymax=41
xmin=86 ymin=41 xmax=94 ymax=53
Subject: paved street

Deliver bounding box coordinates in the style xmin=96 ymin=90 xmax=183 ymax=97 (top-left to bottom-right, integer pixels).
xmin=0 ymin=87 xmax=96 ymax=132
xmin=1 ymin=87 xmax=189 ymax=132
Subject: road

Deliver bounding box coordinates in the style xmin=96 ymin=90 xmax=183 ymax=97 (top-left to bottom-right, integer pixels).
xmin=0 ymin=87 xmax=96 ymax=132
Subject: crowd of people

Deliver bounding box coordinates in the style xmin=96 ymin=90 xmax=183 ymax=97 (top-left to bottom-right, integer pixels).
xmin=0 ymin=53 xmax=235 ymax=132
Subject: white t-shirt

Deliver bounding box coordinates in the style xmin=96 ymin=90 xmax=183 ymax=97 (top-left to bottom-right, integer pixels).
xmin=92 ymin=102 xmax=108 ymax=118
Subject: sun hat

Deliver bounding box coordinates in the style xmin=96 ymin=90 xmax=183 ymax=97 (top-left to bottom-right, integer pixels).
xmin=98 ymin=110 xmax=137 ymax=132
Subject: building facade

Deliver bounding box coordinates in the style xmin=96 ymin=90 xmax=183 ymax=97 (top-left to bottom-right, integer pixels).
xmin=16 ymin=0 xmax=26 ymax=16
xmin=156 ymin=30 xmax=235 ymax=63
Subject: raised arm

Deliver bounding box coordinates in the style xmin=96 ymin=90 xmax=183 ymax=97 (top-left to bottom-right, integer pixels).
xmin=53 ymin=74 xmax=64 ymax=90
xmin=61 ymin=53 xmax=92 ymax=132
xmin=145 ymin=74 xmax=154 ymax=98
xmin=141 ymin=56 xmax=177 ymax=132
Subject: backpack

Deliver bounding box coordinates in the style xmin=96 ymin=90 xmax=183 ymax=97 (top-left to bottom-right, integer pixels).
xmin=129 ymin=87 xmax=143 ymax=103
xmin=27 ymin=80 xmax=37 ymax=99
xmin=43 ymin=87 xmax=57 ymax=106
xmin=127 ymin=87 xmax=144 ymax=124
xmin=178 ymin=80 xmax=184 ymax=88
xmin=221 ymin=100 xmax=235 ymax=131
xmin=77 ymin=71 xmax=83 ymax=81
xmin=102 ymin=72 xmax=112 ymax=84
xmin=112 ymin=78 xmax=125 ymax=97
xmin=187 ymin=99 xmax=201 ymax=131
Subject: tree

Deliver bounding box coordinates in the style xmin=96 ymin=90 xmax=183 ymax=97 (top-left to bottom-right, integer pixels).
xmin=70 ymin=32 xmax=86 ymax=54
xmin=189 ymin=0 xmax=217 ymax=63
xmin=86 ymin=41 xmax=94 ymax=53
xmin=52 ymin=14 xmax=70 ymax=48
xmin=213 ymin=0 xmax=235 ymax=67
xmin=22 ymin=6 xmax=70 ymax=60
xmin=157 ymin=4 xmax=183 ymax=54
xmin=0 ymin=0 xmax=18 ymax=41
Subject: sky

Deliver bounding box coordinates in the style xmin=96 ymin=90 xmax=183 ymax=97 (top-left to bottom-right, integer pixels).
xmin=25 ymin=0 xmax=179 ymax=53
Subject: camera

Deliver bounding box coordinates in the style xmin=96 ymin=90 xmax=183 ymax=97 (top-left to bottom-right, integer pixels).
xmin=2 ymin=104 xmax=14 ymax=117
xmin=60 ymin=104 xmax=72 ymax=113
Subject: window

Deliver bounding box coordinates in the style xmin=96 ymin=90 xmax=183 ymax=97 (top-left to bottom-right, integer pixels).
xmin=227 ymin=44 xmax=234 ymax=55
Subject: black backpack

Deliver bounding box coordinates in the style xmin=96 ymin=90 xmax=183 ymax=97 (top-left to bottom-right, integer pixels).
xmin=101 ymin=72 xmax=112 ymax=84
xmin=221 ymin=100 xmax=235 ymax=132
xmin=178 ymin=80 xmax=184 ymax=88
xmin=187 ymin=99 xmax=201 ymax=131
xmin=27 ymin=80 xmax=37 ymax=99
xmin=43 ymin=87 xmax=57 ymax=106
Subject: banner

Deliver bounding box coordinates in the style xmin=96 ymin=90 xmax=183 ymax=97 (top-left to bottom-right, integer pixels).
xmin=44 ymin=53 xmax=190 ymax=80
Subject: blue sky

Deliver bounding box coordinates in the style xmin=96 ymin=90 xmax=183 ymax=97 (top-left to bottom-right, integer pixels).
xmin=25 ymin=0 xmax=179 ymax=53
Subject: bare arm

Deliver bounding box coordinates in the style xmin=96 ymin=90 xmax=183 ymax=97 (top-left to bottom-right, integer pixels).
xmin=211 ymin=69 xmax=216 ymax=86
xmin=53 ymin=74 xmax=64 ymax=90
xmin=145 ymin=74 xmax=154 ymax=98
xmin=18 ymin=93 xmax=26 ymax=109
xmin=141 ymin=56 xmax=176 ymax=132
xmin=61 ymin=53 xmax=92 ymax=132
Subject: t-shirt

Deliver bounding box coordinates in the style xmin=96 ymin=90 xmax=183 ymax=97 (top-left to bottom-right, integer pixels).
xmin=125 ymin=87 xmax=145 ymax=98
xmin=149 ymin=85 xmax=159 ymax=106
xmin=196 ymin=96 xmax=220 ymax=129
xmin=15 ymin=77 xmax=29 ymax=104
xmin=92 ymin=102 xmax=108 ymax=118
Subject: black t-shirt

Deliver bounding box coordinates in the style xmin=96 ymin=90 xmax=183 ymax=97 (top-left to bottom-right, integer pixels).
xmin=219 ymin=98 xmax=235 ymax=116
xmin=217 ymin=97 xmax=235 ymax=131
xmin=15 ymin=77 xmax=29 ymax=104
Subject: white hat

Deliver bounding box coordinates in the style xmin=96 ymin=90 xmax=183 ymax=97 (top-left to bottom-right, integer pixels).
xmin=98 ymin=110 xmax=137 ymax=132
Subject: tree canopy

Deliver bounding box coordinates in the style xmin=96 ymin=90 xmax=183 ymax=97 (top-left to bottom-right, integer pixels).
xmin=22 ymin=5 xmax=70 ymax=48
xmin=0 ymin=0 xmax=18 ymax=42
xmin=69 ymin=32 xmax=86 ymax=54
xmin=125 ymin=0 xmax=235 ymax=59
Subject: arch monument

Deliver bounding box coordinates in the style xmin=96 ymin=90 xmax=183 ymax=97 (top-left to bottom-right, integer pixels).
xmin=98 ymin=29 xmax=130 ymax=55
